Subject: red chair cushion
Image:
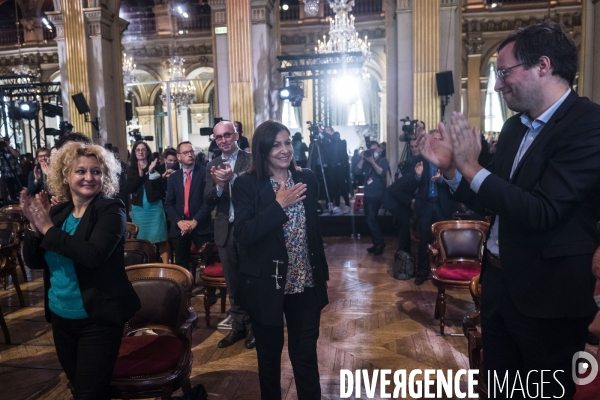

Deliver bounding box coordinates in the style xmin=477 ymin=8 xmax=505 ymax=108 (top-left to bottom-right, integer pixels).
xmin=436 ymin=263 xmax=481 ymax=281
xmin=204 ymin=262 xmax=224 ymax=277
xmin=112 ymin=335 xmax=183 ymax=378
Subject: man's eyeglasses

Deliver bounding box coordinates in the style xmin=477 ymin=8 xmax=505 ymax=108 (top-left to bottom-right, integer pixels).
xmin=214 ymin=132 xmax=234 ymax=142
xmin=179 ymin=150 xmax=195 ymax=156
xmin=496 ymin=63 xmax=523 ymax=82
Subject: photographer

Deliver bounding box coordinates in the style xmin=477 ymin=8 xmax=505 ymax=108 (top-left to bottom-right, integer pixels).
xmin=0 ymin=140 xmax=23 ymax=203
xmin=292 ymin=132 xmax=308 ymax=168
xmin=27 ymin=147 xmax=50 ymax=196
xmin=354 ymin=141 xmax=389 ymax=255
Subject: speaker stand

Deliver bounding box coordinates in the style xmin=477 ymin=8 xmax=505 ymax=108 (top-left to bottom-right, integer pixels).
xmin=440 ymin=95 xmax=451 ymax=123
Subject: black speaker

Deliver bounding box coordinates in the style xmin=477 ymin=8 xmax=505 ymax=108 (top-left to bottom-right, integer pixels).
xmin=71 ymin=93 xmax=90 ymax=114
xmin=436 ymin=71 xmax=454 ymax=97
xmin=124 ymin=101 xmax=133 ymax=121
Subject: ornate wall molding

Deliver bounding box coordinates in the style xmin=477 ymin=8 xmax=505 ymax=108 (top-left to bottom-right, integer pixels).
xmin=214 ymin=11 xmax=226 ymax=25
xmin=127 ymin=44 xmax=213 ymax=58
xmin=84 ymin=8 xmax=115 ymax=40
xmin=440 ymin=0 xmax=459 ymax=8
xmin=0 ymin=52 xmax=59 ymax=68
xmin=465 ymin=35 xmax=484 ymax=55
xmin=463 ymin=13 xmax=582 ymax=34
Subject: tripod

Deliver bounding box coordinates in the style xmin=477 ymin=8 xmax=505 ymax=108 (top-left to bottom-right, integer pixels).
xmin=307 ymin=139 xmax=332 ymax=212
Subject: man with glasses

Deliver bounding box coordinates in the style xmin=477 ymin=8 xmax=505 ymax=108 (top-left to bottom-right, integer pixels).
xmin=204 ymin=121 xmax=255 ymax=349
xmin=164 ymin=141 xmax=214 ymax=272
xmin=27 ymin=147 xmax=50 ymax=195
xmin=418 ymin=22 xmax=600 ymax=398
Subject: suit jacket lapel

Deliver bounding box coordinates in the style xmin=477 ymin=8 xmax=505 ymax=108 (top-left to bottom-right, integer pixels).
xmin=510 ymin=90 xmax=577 ymax=182
xmin=501 ymin=121 xmax=527 ymax=181
xmin=188 ymin=165 xmax=203 ymax=199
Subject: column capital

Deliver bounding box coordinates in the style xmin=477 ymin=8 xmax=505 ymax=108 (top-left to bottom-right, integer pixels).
xmin=440 ymin=0 xmax=459 ymax=8
xmin=250 ymin=0 xmax=275 ymax=26
xmin=46 ymin=11 xmax=65 ymax=41
xmin=397 ymin=0 xmax=412 ymax=13
xmin=84 ymin=7 xmax=115 ymax=40
xmin=209 ymin=0 xmax=227 ymax=27
xmin=465 ymin=35 xmax=484 ymax=56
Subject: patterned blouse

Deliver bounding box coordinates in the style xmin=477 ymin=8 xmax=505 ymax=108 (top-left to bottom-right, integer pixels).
xmin=270 ymin=173 xmax=315 ymax=294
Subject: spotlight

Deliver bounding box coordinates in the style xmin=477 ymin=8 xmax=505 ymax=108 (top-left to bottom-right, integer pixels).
xmin=42 ymin=103 xmax=63 ymax=118
xmin=183 ymin=12 xmax=189 ymax=18
xmin=14 ymin=101 xmax=40 ymax=119
xmin=20 ymin=103 xmax=31 ymax=112
xmin=278 ymin=86 xmax=304 ymax=107
xmin=279 ymin=88 xmax=291 ymax=99
xmin=282 ymin=4 xmax=289 ymax=10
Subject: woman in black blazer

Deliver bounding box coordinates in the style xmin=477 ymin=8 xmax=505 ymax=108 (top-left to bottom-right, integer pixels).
xmin=21 ymin=142 xmax=141 ymax=399
xmin=232 ymin=120 xmax=329 ymax=400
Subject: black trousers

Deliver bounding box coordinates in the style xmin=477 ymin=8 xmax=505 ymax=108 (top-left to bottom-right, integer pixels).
xmin=324 ymin=166 xmax=339 ymax=206
xmin=333 ymin=164 xmax=350 ymax=207
xmin=416 ymin=200 xmax=447 ymax=277
xmin=51 ymin=313 xmax=123 ymax=400
xmin=217 ymin=223 xmax=251 ymax=331
xmin=481 ymin=265 xmax=593 ymax=400
xmin=389 ymin=204 xmax=412 ymax=253
xmin=251 ymin=287 xmax=321 ymax=400
xmin=172 ymin=226 xmax=212 ymax=271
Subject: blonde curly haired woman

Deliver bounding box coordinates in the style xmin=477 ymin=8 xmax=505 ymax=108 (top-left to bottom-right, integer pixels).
xmin=21 ymin=141 xmax=140 ymax=399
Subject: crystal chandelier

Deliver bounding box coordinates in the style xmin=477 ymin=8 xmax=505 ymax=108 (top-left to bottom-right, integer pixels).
xmin=303 ymin=0 xmax=319 ymax=17
xmin=122 ymin=52 xmax=137 ymax=96
xmin=315 ymin=0 xmax=371 ymax=60
xmin=160 ymin=56 xmax=196 ymax=115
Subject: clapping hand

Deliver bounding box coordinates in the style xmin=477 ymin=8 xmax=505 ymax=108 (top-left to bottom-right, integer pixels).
xmin=275 ymin=183 xmax=307 ymax=209
xmin=414 ymin=161 xmax=423 ymax=178
xmin=148 ymin=159 xmax=158 ymax=172
xmin=416 ymin=121 xmax=454 ymax=173
xmin=431 ymin=169 xmax=441 ymax=182
xmin=447 ymin=112 xmax=483 ymax=181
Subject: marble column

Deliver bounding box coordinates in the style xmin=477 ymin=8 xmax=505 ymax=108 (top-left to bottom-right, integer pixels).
xmin=226 ymin=0 xmax=255 ymax=136
xmin=136 ymin=106 xmax=155 ymax=149
xmin=582 ymin=0 xmax=600 ymax=103
xmin=83 ymin=5 xmax=128 ymax=151
xmin=465 ymin=34 xmax=483 ymax=130
xmin=46 ymin=8 xmax=71 ymax=120
xmin=250 ymin=0 xmax=279 ymax=131
xmin=439 ymin=0 xmax=462 ymax=120
xmin=209 ymin=0 xmax=229 ymax=120
xmin=391 ymin=0 xmax=412 ymax=171
xmin=413 ymin=0 xmax=440 ymax=132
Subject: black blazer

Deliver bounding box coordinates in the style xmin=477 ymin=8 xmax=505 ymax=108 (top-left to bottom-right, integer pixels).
xmin=452 ymin=91 xmax=600 ymax=319
xmin=126 ymin=164 xmax=166 ymax=206
xmin=232 ymin=169 xmax=329 ymax=326
xmin=204 ymin=150 xmax=252 ymax=247
xmin=164 ymin=164 xmax=213 ymax=238
xmin=414 ymin=159 xmax=456 ymax=218
xmin=23 ymin=195 xmax=141 ymax=326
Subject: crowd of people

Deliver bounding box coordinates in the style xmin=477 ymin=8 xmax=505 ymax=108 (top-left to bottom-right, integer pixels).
xmin=10 ymin=20 xmax=600 ymax=400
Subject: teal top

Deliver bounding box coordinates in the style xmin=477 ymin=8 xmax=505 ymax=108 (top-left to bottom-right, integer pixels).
xmin=46 ymin=213 xmax=88 ymax=319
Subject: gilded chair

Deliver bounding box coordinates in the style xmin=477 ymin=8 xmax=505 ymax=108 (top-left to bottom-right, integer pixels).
xmin=428 ymin=220 xmax=489 ymax=335
xmin=110 ymin=264 xmax=197 ymax=400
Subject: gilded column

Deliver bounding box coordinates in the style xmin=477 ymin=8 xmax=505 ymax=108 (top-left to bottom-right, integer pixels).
xmin=227 ymin=0 xmax=255 ymax=136
xmin=61 ymin=0 xmax=92 ymax=138
xmin=413 ymin=0 xmax=440 ymax=132
xmin=465 ymin=35 xmax=483 ymax=129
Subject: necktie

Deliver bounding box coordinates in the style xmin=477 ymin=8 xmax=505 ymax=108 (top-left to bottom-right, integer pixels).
xmin=184 ymin=169 xmax=191 ymax=217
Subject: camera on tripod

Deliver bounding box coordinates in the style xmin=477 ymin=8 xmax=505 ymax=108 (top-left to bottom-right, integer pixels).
xmin=46 ymin=121 xmax=74 ymax=137
xmin=399 ymin=116 xmax=419 ymax=142
xmin=306 ymin=121 xmax=323 ymax=141
xmin=128 ymin=129 xmax=154 ymax=142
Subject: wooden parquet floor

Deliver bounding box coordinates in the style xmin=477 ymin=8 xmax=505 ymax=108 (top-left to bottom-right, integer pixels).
xmin=3 ymin=236 xmax=593 ymax=399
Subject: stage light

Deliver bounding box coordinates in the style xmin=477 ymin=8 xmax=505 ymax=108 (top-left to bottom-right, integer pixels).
xmin=279 ymin=88 xmax=291 ymax=99
xmin=183 ymin=12 xmax=189 ymax=18
xmin=333 ymin=75 xmax=359 ymax=102
xmin=282 ymin=4 xmax=289 ymax=10
xmin=177 ymin=6 xmax=183 ymax=13
xmin=491 ymin=2 xmax=498 ymax=7
xmin=20 ymin=103 xmax=31 ymax=111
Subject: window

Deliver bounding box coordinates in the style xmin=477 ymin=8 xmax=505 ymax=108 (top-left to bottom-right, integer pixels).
xmin=484 ymin=63 xmax=504 ymax=133
xmin=281 ymin=99 xmax=300 ymax=129
xmin=347 ymin=98 xmax=366 ymax=126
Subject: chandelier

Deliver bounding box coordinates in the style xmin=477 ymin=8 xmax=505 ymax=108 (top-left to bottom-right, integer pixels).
xmin=315 ymin=0 xmax=371 ymax=60
xmin=122 ymin=52 xmax=137 ymax=96
xmin=303 ymin=0 xmax=319 ymax=17
xmin=160 ymin=56 xmax=196 ymax=115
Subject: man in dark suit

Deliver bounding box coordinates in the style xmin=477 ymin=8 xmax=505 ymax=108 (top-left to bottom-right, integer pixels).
xmin=204 ymin=121 xmax=255 ymax=349
xmin=413 ymin=130 xmax=456 ymax=285
xmin=418 ymin=22 xmax=600 ymax=398
xmin=164 ymin=141 xmax=214 ymax=271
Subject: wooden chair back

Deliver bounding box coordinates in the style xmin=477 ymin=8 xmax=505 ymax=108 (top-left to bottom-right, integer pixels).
xmin=430 ymin=220 xmax=490 ymax=266
xmin=125 ymin=222 xmax=138 ymax=239
xmin=124 ymin=263 xmax=195 ymax=335
xmin=124 ymin=239 xmax=160 ymax=266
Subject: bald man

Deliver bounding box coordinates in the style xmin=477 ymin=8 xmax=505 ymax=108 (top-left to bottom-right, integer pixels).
xmin=204 ymin=121 xmax=254 ymax=349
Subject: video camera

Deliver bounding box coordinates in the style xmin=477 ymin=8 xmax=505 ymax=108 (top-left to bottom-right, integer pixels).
xmin=128 ymin=129 xmax=154 ymax=142
xmin=399 ymin=116 xmax=420 ymax=142
xmin=306 ymin=121 xmax=323 ymax=141
xmin=199 ymin=117 xmax=224 ymax=137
